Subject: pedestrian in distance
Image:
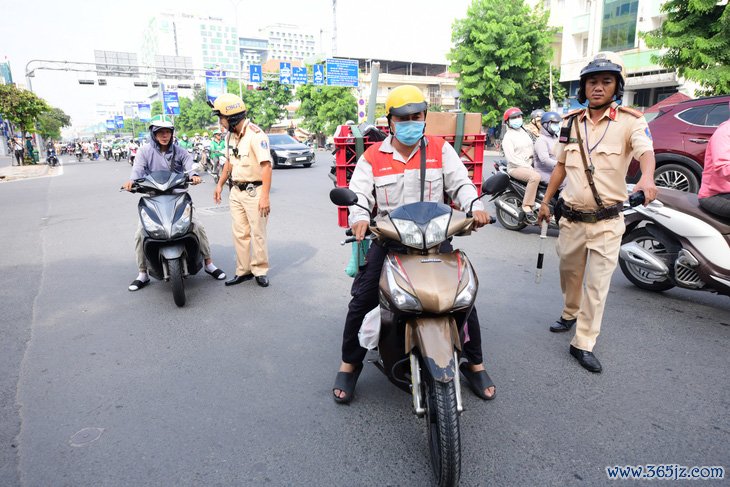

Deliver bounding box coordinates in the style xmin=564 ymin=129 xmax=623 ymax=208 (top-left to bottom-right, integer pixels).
xmin=11 ymin=136 xmax=24 ymax=166
xmin=211 ymin=94 xmax=272 ymax=288
xmin=122 ymin=115 xmax=226 ymax=291
xmin=537 ymin=51 xmax=658 ymax=373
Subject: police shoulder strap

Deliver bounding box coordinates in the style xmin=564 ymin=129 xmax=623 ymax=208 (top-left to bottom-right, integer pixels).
xmin=420 ymin=137 xmax=427 ymax=202
xmin=571 ymin=112 xmax=605 ymax=209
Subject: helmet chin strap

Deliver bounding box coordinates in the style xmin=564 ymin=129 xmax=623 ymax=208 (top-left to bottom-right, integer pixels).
xmin=588 ymin=100 xmax=613 ymax=111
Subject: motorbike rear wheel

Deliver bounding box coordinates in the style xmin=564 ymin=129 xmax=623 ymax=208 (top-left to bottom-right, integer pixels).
xmin=495 ymin=193 xmax=527 ymax=231
xmin=424 ymin=377 xmax=461 ymax=487
xmin=168 ymin=258 xmax=186 ymax=307
xmin=619 ymin=227 xmax=675 ymax=291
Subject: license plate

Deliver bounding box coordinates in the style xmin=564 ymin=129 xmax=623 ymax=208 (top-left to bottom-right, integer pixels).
xmin=295 ymin=157 xmax=307 ymax=161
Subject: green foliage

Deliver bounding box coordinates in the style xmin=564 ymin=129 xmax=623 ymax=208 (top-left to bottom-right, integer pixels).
xmin=295 ymin=84 xmax=357 ymax=135
xmin=0 ymin=84 xmax=50 ymax=135
xmin=226 ymin=80 xmax=294 ymax=130
xmin=448 ymin=0 xmax=564 ymax=127
xmin=37 ymin=107 xmax=71 ymax=140
xmin=642 ymin=0 xmax=730 ymax=96
xmin=429 ymin=104 xmax=444 ymax=113
xmin=174 ymin=89 xmax=217 ymax=133
xmin=151 ymin=101 xmax=162 ymax=117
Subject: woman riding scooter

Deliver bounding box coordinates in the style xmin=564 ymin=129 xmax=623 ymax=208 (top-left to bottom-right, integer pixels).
xmin=502 ymin=107 xmax=541 ymax=224
xmin=533 ymin=111 xmax=563 ymax=185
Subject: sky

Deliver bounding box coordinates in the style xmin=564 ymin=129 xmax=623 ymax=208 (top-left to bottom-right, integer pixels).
xmin=0 ymin=0 xmax=472 ymax=132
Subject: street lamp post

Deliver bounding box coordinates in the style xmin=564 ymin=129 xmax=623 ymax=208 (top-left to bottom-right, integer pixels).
xmin=231 ymin=0 xmax=243 ymax=99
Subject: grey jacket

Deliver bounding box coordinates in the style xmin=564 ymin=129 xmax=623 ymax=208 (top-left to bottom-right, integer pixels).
xmin=533 ymin=127 xmax=558 ymax=184
xmin=130 ymin=142 xmax=196 ymax=180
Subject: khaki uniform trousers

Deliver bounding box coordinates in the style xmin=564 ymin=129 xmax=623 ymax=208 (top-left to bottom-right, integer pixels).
xmin=229 ymin=186 xmax=269 ymax=276
xmin=556 ymin=215 xmax=625 ymax=352
xmin=134 ymin=215 xmax=211 ymax=272
xmin=508 ymin=167 xmax=541 ymax=207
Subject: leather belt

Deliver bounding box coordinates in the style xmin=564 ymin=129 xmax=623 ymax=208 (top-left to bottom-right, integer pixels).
xmin=234 ymin=181 xmax=262 ymax=190
xmin=561 ymin=202 xmax=623 ymax=223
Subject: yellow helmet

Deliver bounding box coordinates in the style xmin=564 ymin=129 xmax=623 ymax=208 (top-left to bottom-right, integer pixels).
xmin=210 ymin=93 xmax=246 ymax=116
xmin=385 ymin=85 xmax=428 ymax=117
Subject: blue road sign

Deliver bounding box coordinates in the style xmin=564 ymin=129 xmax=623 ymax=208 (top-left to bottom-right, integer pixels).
xmin=326 ymin=58 xmax=359 ymax=87
xmin=250 ymin=64 xmax=262 ymax=83
xmin=205 ymin=70 xmax=227 ymax=102
xmin=313 ymin=64 xmax=325 ymax=86
xmin=279 ymin=62 xmax=292 ymax=85
xmin=106 ymin=119 xmax=115 ymax=131
xmin=163 ymin=91 xmax=180 ymax=115
xmin=292 ymin=67 xmax=307 ymax=85
xmin=137 ymin=104 xmax=151 ymax=122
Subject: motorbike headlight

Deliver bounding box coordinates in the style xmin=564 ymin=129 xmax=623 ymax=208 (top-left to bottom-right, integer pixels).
xmin=171 ymin=204 xmax=192 ymax=238
xmin=384 ymin=264 xmax=422 ymax=312
xmin=391 ymin=218 xmax=424 ymax=249
xmin=425 ymin=213 xmax=451 ymax=247
xmin=140 ymin=209 xmax=166 ymax=238
xmin=453 ymin=263 xmax=477 ymax=309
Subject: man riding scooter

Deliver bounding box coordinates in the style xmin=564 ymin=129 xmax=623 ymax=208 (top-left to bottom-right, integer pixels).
xmin=122 ymin=115 xmax=227 ymax=291
xmin=332 ymin=85 xmax=497 ymax=404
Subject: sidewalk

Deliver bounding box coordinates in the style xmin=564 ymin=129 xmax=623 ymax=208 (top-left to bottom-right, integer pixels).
xmin=0 ymin=154 xmax=54 ymax=182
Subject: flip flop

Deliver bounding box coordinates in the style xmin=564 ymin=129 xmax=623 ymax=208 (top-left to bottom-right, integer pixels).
xmin=332 ymin=363 xmax=364 ymax=404
xmin=128 ymin=279 xmax=150 ymax=292
xmin=459 ymin=362 xmax=496 ymax=401
xmin=205 ymin=268 xmax=226 ymax=280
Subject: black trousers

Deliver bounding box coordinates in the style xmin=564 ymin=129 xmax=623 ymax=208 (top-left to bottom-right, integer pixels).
xmin=14 ymin=150 xmax=23 ymax=165
xmin=699 ymin=194 xmax=730 ymax=219
xmin=341 ymin=241 xmax=484 ymax=365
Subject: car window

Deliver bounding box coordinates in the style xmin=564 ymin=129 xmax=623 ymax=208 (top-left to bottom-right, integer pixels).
xmin=677 ymin=105 xmax=713 ymax=126
xmin=268 ymin=134 xmax=297 ymax=145
xmin=706 ymin=103 xmax=730 ymax=127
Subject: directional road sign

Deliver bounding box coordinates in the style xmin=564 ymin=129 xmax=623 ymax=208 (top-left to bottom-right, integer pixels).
xmin=250 ymin=64 xmax=262 ymax=83
xmin=292 ymin=67 xmax=307 ymax=85
xmin=313 ymin=64 xmax=324 ymax=86
xmin=279 ymin=62 xmax=292 ymax=85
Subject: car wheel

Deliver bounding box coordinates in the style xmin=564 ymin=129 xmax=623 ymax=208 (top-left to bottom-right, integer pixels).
xmin=654 ymin=163 xmax=699 ymax=193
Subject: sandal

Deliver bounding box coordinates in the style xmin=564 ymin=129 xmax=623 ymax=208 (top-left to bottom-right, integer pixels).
xmin=332 ymin=363 xmax=364 ymax=404
xmin=459 ymin=362 xmax=496 ymax=400
xmin=128 ymin=279 xmax=150 ymax=292
xmin=205 ymin=268 xmax=226 ymax=280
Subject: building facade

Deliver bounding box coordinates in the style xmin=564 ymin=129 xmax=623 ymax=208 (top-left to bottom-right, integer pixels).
xmin=239 ymin=37 xmax=269 ymax=70
xmin=259 ymin=24 xmax=316 ymax=62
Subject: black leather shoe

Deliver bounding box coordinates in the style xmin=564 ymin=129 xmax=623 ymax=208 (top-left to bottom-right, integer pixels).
xmin=569 ymin=345 xmax=602 ymax=373
xmin=255 ymin=275 xmax=269 ymax=287
xmin=550 ymin=317 xmax=576 ymax=333
xmin=225 ymin=273 xmax=253 ymax=286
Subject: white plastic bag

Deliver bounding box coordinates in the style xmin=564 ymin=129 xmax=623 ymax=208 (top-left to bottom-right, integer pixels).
xmin=358 ymin=306 xmax=381 ymax=350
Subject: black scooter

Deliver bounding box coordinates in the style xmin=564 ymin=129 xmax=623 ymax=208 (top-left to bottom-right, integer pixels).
xmin=47 ymin=148 xmax=59 ymax=167
xmin=127 ymin=170 xmax=203 ymax=307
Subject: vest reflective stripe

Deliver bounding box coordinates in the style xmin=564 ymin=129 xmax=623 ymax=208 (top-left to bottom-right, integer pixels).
xmin=364 ymin=136 xmax=445 ymax=178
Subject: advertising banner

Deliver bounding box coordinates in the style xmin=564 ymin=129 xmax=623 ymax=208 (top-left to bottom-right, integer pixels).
xmin=106 ymin=120 xmax=115 ymax=131
xmin=138 ymin=104 xmax=151 ymax=122
xmin=163 ymin=91 xmax=180 ymax=115
xmin=114 ymin=115 xmax=124 ymax=129
xmin=205 ymin=70 xmax=227 ymax=103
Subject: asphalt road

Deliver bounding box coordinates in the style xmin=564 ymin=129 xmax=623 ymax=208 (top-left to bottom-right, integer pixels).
xmin=0 ymin=152 xmax=728 ymax=486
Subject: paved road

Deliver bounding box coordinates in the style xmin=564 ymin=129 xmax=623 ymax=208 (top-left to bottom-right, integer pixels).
xmin=0 ymin=152 xmax=727 ymax=486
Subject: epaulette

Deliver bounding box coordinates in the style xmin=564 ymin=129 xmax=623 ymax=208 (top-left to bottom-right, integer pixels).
xmin=563 ymin=108 xmax=584 ymax=120
xmin=618 ymin=106 xmax=643 ymax=118
xmin=248 ymin=123 xmax=262 ymax=133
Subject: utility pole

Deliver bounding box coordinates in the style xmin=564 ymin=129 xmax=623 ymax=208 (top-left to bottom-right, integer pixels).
xmin=332 ymin=0 xmax=337 ymax=57
xmin=231 ymin=0 xmax=243 ymax=98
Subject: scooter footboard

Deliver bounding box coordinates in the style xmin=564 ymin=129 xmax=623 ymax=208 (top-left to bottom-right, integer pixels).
xmin=406 ymin=316 xmax=460 ymax=383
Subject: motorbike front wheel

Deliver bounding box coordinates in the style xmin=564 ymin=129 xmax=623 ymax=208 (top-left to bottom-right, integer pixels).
xmin=619 ymin=226 xmax=675 ymax=292
xmin=168 ymin=258 xmax=186 ymax=307
xmin=495 ymin=193 xmax=527 ymax=231
xmin=424 ymin=378 xmax=461 ymax=487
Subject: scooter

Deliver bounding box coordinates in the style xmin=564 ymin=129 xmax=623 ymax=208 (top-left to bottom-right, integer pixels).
xmin=126 ymin=170 xmax=203 ymax=307
xmin=46 ymin=148 xmax=59 ymax=167
xmin=103 ymin=147 xmax=112 ymax=160
xmin=485 ymin=160 xmax=558 ymax=230
xmin=329 ymin=173 xmax=508 ymax=487
xmin=112 ymin=147 xmax=121 ymax=162
xmin=129 ymin=146 xmax=138 ymax=166
xmin=75 ymin=147 xmax=83 ymax=162
xmin=619 ymin=187 xmax=730 ymax=297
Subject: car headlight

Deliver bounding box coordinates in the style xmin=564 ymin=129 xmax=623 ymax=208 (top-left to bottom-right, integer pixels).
xmin=384 ymin=264 xmax=422 ymax=312
xmin=275 ymin=150 xmax=290 ymax=158
xmin=140 ymin=209 xmax=166 ymax=238
xmin=391 ymin=218 xmax=424 ymax=249
xmin=171 ymin=204 xmax=192 ymax=237
xmin=453 ymin=263 xmax=477 ymax=309
xmin=425 ymin=213 xmax=450 ymax=247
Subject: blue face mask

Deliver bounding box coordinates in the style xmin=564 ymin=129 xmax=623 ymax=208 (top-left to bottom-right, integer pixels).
xmin=508 ymin=118 xmax=523 ymax=129
xmin=394 ymin=121 xmax=425 ymax=146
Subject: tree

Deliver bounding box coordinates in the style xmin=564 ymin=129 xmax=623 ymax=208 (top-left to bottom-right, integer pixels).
xmin=175 ymin=89 xmax=217 ymax=133
xmin=37 ymin=107 xmax=71 ymax=140
xmin=227 ymin=80 xmax=294 ymax=130
xmin=448 ymin=0 xmax=564 ymax=127
xmin=151 ymin=101 xmax=162 ymax=117
xmin=0 ymin=84 xmax=50 ymax=136
xmin=296 ymin=84 xmax=357 ymax=135
xmin=642 ymin=0 xmax=730 ymax=96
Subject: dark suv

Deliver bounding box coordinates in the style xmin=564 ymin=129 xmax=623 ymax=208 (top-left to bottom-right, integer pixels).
xmin=627 ymin=95 xmax=730 ymax=192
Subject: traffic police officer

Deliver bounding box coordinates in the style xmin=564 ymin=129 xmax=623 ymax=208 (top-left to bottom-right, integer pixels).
xmin=211 ymin=94 xmax=272 ymax=287
xmin=537 ymin=52 xmax=658 ymax=373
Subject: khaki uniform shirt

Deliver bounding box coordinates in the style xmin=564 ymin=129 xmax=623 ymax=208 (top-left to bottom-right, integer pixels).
xmin=225 ymin=120 xmax=272 ymax=182
xmin=555 ymin=103 xmax=653 ymax=210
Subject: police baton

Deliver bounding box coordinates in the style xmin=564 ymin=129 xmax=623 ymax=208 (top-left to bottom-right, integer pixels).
xmin=535 ymin=220 xmax=549 ymax=284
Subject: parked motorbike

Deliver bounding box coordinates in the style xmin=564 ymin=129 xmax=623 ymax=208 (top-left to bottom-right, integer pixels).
xmin=329 ymin=173 xmax=507 ymax=487
xmin=125 ymin=170 xmax=203 ymax=307
xmin=485 ymin=160 xmax=558 ymax=230
xmin=619 ymin=187 xmax=730 ymax=297
xmin=47 ymin=148 xmax=59 ymax=167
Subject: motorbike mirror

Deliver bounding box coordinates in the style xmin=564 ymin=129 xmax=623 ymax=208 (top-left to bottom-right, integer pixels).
xmin=482 ymin=172 xmax=510 ymax=195
xmin=188 ymin=163 xmax=203 ymax=174
xmin=329 ymin=188 xmax=359 ymax=206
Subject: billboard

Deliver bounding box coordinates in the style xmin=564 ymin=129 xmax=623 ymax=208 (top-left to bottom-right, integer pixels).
xmin=205 ymin=70 xmax=227 ymax=102
xmin=163 ymin=91 xmax=180 ymax=115
xmin=138 ymin=104 xmax=151 ymax=122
